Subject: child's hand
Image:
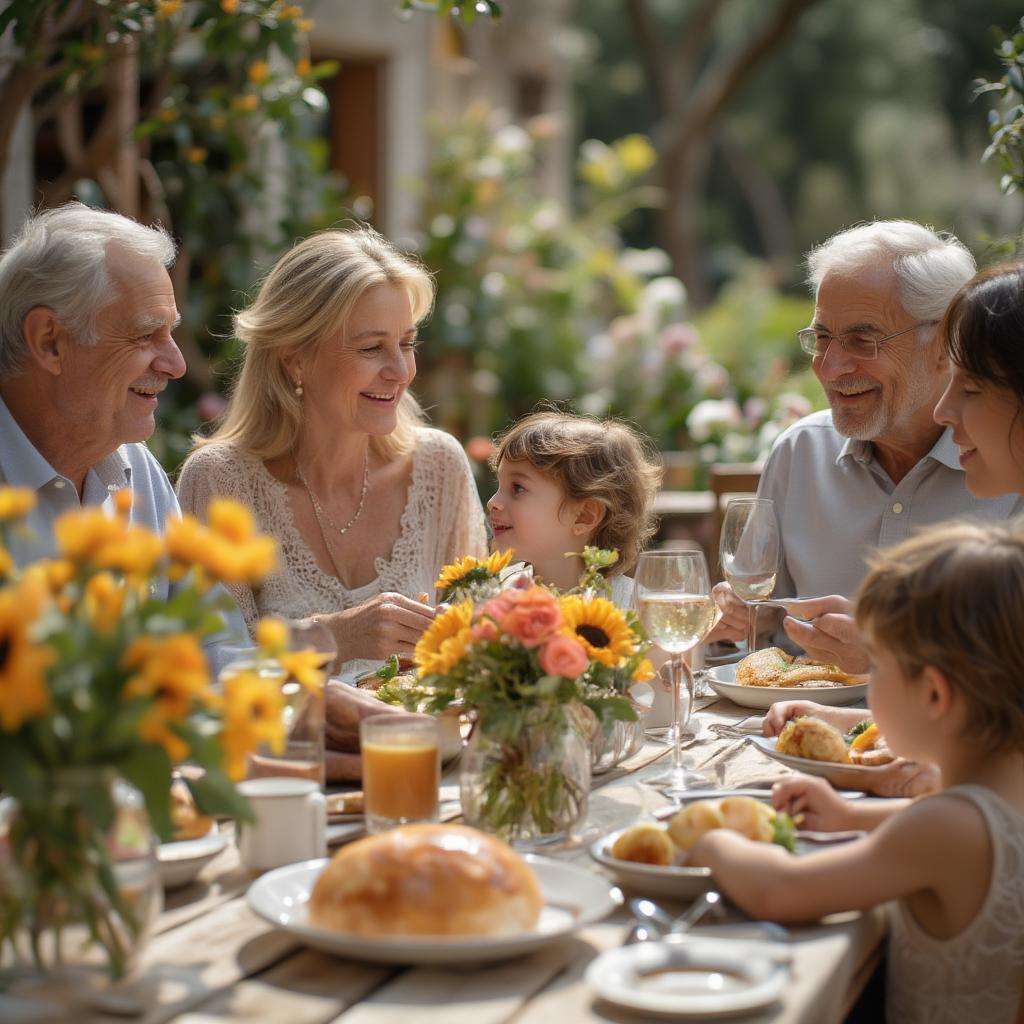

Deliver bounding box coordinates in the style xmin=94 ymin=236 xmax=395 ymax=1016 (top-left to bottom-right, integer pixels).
xmin=762 ymin=701 xmax=867 ymax=737
xmin=772 ymin=775 xmax=854 ymax=832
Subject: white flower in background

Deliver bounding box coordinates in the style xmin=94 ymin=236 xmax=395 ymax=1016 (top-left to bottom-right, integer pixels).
xmin=620 ymin=247 xmax=672 ymax=277
xmin=640 ymin=276 xmax=687 ymax=323
xmin=722 ymin=431 xmax=753 ymax=462
xmin=444 ymin=302 xmax=470 ymax=326
xmin=481 ymin=272 xmax=506 ymax=297
xmin=430 ymin=214 xmax=456 ymax=238
xmin=476 ymin=155 xmax=504 ymax=179
xmin=493 ymin=124 xmax=531 ymax=156
xmin=579 ymin=390 xmax=612 ymax=417
xmin=587 ymin=331 xmax=613 ymax=362
xmin=472 ymin=369 xmax=501 ymax=396
xmin=531 ymin=202 xmax=562 ymax=233
xmin=687 ymin=398 xmax=742 ymax=442
xmin=743 ymin=396 xmax=768 ymax=425
xmin=694 ymin=361 xmax=730 ymax=398
xmin=775 ymin=391 xmax=813 ymax=422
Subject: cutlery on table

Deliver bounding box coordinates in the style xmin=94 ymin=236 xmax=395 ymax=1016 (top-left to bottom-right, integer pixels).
xmin=753 ymin=599 xmax=819 ymax=623
xmin=626 ymin=891 xmax=724 ymax=943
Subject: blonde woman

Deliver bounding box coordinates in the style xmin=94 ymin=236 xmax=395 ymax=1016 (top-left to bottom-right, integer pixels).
xmin=177 ymin=227 xmax=487 ymax=677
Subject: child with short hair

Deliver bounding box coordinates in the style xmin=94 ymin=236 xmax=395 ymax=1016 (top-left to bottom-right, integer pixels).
xmin=688 ymin=520 xmax=1024 ymax=1023
xmin=487 ymin=410 xmax=662 ymax=605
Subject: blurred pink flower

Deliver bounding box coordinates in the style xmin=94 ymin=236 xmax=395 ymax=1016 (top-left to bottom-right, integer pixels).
xmin=197 ymin=391 xmax=228 ymax=422
xmin=466 ymin=436 xmax=494 ymax=462
xmin=660 ymin=323 xmax=698 ymax=354
xmin=539 ymin=634 xmax=589 ymax=678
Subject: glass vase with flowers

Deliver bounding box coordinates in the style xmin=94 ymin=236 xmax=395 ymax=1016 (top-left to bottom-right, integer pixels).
xmin=409 ymin=548 xmax=653 ymax=845
xmin=0 ymin=487 xmax=327 ymax=988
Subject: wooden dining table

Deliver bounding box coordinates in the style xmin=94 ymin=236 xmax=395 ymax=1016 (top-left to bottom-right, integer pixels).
xmin=10 ymin=690 xmax=887 ymax=1024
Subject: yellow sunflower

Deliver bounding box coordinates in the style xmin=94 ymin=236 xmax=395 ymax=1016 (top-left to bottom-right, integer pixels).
xmin=0 ymin=486 xmax=36 ymax=522
xmin=121 ymin=633 xmax=212 ymax=720
xmin=434 ymin=549 xmax=515 ymax=591
xmin=221 ymin=668 xmax=286 ymax=779
xmin=277 ymin=650 xmax=330 ymax=693
xmin=0 ymin=583 xmax=54 ymax=731
xmin=414 ymin=599 xmax=475 ymax=676
xmin=558 ymin=595 xmax=637 ymax=668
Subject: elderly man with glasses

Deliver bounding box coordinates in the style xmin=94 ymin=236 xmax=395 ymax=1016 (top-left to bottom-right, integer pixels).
xmin=711 ymin=220 xmax=1023 ymax=670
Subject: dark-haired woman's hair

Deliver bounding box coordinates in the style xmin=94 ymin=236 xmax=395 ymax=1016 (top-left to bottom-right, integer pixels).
xmin=941 ymin=261 xmax=1024 ymax=405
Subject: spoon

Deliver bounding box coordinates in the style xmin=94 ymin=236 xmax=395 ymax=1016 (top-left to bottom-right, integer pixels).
xmin=753 ymin=599 xmax=817 ymax=623
xmin=628 ymin=891 xmax=724 ymax=942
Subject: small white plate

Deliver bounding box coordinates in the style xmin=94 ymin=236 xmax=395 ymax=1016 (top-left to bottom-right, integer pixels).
xmin=157 ymin=827 xmax=228 ymax=889
xmin=706 ymin=663 xmax=868 ymax=710
xmin=587 ymin=938 xmax=787 ymax=1018
xmin=246 ymin=854 xmax=619 ymax=964
xmin=745 ymin=734 xmax=892 ymax=790
xmin=589 ymin=828 xmax=713 ymax=899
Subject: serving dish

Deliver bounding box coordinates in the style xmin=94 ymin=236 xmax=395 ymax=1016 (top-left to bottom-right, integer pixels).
xmin=706 ymin=662 xmax=868 ymax=710
xmin=246 ymin=854 xmax=619 ymax=964
xmin=745 ymin=734 xmax=892 ymax=790
xmin=157 ymin=825 xmax=228 ymax=889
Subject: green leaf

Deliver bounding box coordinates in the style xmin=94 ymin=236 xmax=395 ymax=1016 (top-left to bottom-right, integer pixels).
xmin=116 ymin=745 xmax=174 ymax=841
xmin=189 ymin=770 xmax=254 ymax=825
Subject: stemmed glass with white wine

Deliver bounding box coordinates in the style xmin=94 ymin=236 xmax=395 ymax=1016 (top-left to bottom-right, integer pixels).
xmin=634 ymin=549 xmax=717 ymax=791
xmin=719 ymin=497 xmax=781 ymax=655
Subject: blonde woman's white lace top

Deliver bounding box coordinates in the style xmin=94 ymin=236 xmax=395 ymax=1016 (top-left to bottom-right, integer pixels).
xmin=886 ymin=784 xmax=1024 ymax=1024
xmin=175 ymin=428 xmax=488 ymax=643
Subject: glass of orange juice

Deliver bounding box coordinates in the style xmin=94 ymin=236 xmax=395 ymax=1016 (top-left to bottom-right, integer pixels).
xmin=360 ymin=713 xmax=440 ymax=833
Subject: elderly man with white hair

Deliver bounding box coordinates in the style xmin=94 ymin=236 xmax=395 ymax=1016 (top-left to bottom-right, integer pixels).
xmin=0 ymin=202 xmax=248 ymax=671
xmin=712 ymin=220 xmax=1024 ymax=669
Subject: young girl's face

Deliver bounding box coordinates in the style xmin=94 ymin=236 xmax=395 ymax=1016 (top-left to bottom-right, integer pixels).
xmin=934 ymin=365 xmax=1024 ymax=498
xmin=866 ymin=641 xmax=929 ymax=763
xmin=486 ymin=459 xmax=587 ymax=576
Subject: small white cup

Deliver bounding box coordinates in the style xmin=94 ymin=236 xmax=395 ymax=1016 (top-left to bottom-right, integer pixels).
xmin=236 ymin=777 xmax=326 ymax=872
xmin=630 ymin=662 xmax=693 ymax=731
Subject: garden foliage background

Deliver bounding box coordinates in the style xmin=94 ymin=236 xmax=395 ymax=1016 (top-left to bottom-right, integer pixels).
xmin=2 ymin=0 xmax=1023 ymax=491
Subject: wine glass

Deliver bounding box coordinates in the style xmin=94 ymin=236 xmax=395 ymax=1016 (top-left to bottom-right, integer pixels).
xmin=634 ymin=549 xmax=717 ymax=791
xmin=719 ymin=498 xmax=780 ymax=655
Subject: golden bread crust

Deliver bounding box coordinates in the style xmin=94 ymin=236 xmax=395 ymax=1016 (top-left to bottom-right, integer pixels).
xmin=308 ymin=823 xmax=543 ymax=937
xmin=735 ymin=647 xmax=863 ymax=687
xmin=776 ymin=717 xmax=851 ymax=763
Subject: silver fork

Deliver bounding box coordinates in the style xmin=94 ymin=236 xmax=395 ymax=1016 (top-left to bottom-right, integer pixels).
xmin=753 ymin=599 xmax=817 ymax=623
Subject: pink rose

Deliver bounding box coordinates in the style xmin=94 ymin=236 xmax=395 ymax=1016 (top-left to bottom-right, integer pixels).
xmin=501 ymin=586 xmax=562 ymax=648
xmin=479 ymin=596 xmax=513 ymax=622
xmin=472 ymin=621 xmax=499 ymax=643
xmin=539 ymin=635 xmax=589 ymax=678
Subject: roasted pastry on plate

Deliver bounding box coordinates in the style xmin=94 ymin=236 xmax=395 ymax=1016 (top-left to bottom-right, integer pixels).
xmin=736 ymin=647 xmax=864 ymax=687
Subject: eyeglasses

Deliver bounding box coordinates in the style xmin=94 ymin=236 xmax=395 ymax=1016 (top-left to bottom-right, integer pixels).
xmin=797 ymin=320 xmax=938 ymax=361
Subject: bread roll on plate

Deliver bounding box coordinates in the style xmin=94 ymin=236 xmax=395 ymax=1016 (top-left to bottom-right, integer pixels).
xmin=169 ymin=777 xmax=214 ymax=841
xmin=308 ymin=823 xmax=543 ymax=937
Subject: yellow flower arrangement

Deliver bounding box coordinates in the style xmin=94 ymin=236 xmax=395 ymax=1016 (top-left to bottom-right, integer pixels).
xmin=0 ymin=487 xmax=317 ymax=978
xmin=558 ymin=594 xmax=638 ymax=668
xmin=433 ymin=549 xmax=515 ymax=599
xmin=414 ymin=600 xmax=475 ymax=675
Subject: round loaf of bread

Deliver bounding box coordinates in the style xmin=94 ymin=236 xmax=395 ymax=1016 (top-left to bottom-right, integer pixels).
xmin=308 ymin=823 xmax=543 ymax=937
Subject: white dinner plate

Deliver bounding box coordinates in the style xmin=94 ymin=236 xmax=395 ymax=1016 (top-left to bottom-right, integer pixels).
xmin=589 ymin=827 xmax=713 ymax=899
xmin=157 ymin=826 xmax=228 ymax=889
xmin=246 ymin=854 xmax=619 ymax=964
xmin=745 ymin=734 xmax=892 ymax=790
xmin=586 ymin=938 xmax=787 ymax=1018
xmin=706 ymin=662 xmax=868 ymax=710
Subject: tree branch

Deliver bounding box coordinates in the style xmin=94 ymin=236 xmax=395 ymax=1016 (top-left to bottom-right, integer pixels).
xmin=688 ymin=0 xmax=820 ymax=138
xmin=670 ymin=0 xmax=726 ymax=99
xmin=623 ymin=0 xmax=670 ymax=118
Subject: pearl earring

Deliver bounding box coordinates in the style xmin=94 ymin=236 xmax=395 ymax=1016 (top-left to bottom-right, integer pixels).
xmin=294 ymin=377 xmax=303 ymax=397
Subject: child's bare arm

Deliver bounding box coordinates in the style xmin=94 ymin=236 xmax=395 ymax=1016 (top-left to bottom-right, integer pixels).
xmin=771 ymin=775 xmax=906 ymax=832
xmin=687 ymin=794 xmax=990 ymax=929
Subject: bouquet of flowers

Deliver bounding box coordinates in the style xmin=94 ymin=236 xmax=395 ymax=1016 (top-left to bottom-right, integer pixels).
xmin=0 ymin=488 xmax=326 ymax=978
xmin=410 ymin=548 xmax=653 ymax=842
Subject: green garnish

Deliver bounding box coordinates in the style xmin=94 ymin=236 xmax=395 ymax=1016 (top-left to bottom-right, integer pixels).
xmin=845 ymin=718 xmax=874 ymax=744
xmin=771 ymin=812 xmax=799 ymax=852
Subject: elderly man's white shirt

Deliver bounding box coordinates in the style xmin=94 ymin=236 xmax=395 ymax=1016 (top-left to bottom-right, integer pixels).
xmin=759 ymin=409 xmax=1023 ymax=603
xmin=0 ymin=396 xmax=249 ymax=674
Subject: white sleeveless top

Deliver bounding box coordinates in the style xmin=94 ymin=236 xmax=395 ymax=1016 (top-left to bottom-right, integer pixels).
xmin=886 ymin=784 xmax=1024 ymax=1023
xmin=176 ymin=428 xmax=488 ymax=637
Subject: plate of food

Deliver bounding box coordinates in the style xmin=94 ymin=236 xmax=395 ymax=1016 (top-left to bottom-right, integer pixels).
xmin=746 ymin=717 xmax=894 ymax=789
xmin=589 ymin=796 xmax=797 ymax=899
xmin=157 ymin=778 xmax=228 ymax=888
xmin=705 ymin=648 xmax=868 ymax=709
xmin=247 ymin=823 xmax=619 ymax=964
xmin=586 ymin=937 xmax=787 ymax=1019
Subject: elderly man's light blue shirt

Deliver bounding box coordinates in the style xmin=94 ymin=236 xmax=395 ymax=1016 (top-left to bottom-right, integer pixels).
xmin=0 ymin=396 xmax=249 ymax=675
xmin=758 ymin=409 xmax=1024 ymax=606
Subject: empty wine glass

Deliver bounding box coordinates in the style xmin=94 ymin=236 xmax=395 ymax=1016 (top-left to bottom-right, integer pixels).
xmin=719 ymin=498 xmax=781 ymax=655
xmin=634 ymin=549 xmax=717 ymax=791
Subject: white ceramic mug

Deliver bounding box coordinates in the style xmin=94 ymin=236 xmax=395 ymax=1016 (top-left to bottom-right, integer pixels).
xmin=630 ymin=661 xmax=693 ymax=731
xmin=236 ymin=777 xmax=326 ymax=872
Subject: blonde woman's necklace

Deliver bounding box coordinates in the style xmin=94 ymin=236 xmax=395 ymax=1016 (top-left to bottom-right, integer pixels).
xmin=295 ymin=449 xmax=370 ymax=539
